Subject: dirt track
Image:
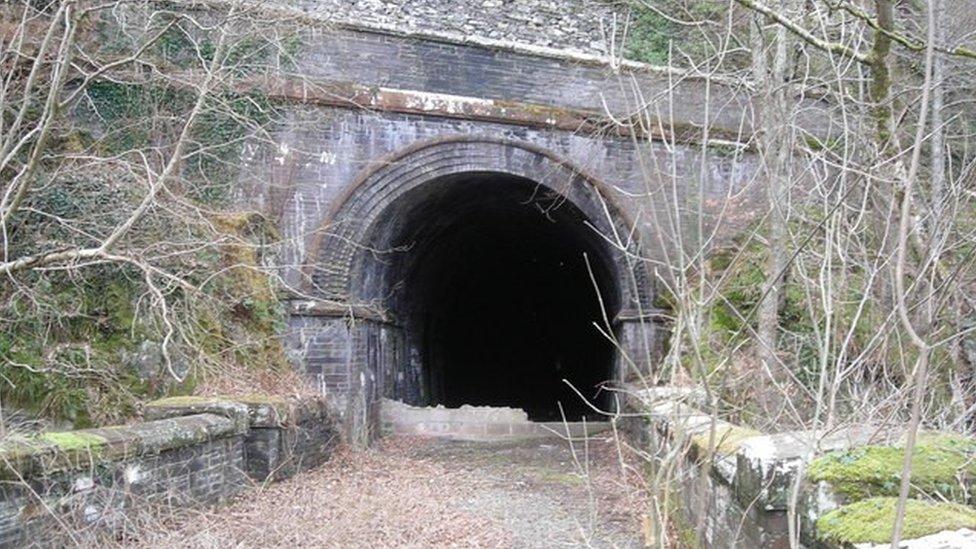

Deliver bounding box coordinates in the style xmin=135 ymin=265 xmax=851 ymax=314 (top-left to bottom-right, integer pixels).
xmin=138 ymin=435 xmax=648 ymax=548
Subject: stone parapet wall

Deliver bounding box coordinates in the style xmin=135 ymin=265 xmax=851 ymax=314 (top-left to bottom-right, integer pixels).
xmin=0 ymin=395 xmax=338 ymax=547
xmin=622 ymin=386 xmax=976 ymax=548
xmin=145 ymin=395 xmax=339 ymax=481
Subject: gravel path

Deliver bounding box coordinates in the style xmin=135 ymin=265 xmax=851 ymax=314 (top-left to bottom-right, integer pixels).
xmin=138 ymin=435 xmax=648 ymax=548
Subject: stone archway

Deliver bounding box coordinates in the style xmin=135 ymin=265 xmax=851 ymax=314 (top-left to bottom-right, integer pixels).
xmin=301 ymin=137 xmax=659 ymax=440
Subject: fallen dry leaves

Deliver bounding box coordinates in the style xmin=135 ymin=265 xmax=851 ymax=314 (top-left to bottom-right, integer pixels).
xmin=135 ymin=438 xmax=513 ymax=548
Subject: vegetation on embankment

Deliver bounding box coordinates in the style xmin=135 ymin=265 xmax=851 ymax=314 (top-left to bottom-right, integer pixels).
xmin=0 ymin=5 xmax=306 ymax=430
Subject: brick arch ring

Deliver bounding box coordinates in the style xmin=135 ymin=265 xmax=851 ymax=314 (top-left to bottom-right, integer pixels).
xmin=302 ymin=136 xmax=653 ymax=318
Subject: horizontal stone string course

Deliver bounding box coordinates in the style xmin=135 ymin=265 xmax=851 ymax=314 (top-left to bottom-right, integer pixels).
xmin=621 ymin=386 xmax=976 ymax=548
xmin=0 ymin=395 xmax=338 ymax=548
xmin=243 ymin=78 xmax=753 ymax=146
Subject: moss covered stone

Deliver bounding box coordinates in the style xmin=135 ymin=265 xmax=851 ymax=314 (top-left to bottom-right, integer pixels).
xmin=807 ymin=436 xmax=976 ymax=501
xmin=233 ymin=393 xmax=288 ymax=405
xmin=816 ymin=497 xmax=976 ymax=545
xmin=148 ymin=395 xmax=219 ymax=407
xmin=145 ymin=394 xmax=296 ymax=429
xmin=38 ymin=431 xmax=107 ymax=452
xmin=690 ymin=424 xmax=761 ymax=456
xmin=0 ymin=431 xmax=108 ymax=479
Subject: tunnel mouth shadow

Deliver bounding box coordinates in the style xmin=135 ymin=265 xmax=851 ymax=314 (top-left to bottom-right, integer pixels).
xmin=371 ymin=172 xmax=621 ymax=421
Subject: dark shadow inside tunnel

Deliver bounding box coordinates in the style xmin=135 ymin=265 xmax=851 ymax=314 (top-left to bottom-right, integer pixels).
xmin=381 ymin=173 xmax=620 ymax=421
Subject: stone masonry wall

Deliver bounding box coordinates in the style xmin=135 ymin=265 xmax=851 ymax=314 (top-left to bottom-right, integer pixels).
xmin=294 ymin=0 xmax=631 ymax=56
xmin=224 ymin=13 xmax=820 ymax=441
xmin=0 ymin=414 xmax=245 ymax=547
xmin=622 ymin=386 xmax=976 ymax=549
xmin=0 ymin=395 xmax=337 ymax=548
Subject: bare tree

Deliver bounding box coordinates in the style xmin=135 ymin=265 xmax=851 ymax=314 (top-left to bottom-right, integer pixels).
xmin=0 ymin=0 xmax=320 ymax=429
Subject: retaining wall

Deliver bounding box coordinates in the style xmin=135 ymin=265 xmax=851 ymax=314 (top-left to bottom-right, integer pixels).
xmin=0 ymin=395 xmax=337 ymax=547
xmin=622 ymin=386 xmax=976 ymax=549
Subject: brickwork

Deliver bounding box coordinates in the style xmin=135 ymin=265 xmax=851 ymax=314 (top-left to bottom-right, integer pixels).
xmin=228 ymin=22 xmax=783 ymax=442
xmin=285 ymin=315 xmax=356 ymax=391
xmin=0 ymin=414 xmax=245 ymax=548
xmin=307 ymin=138 xmax=649 ymax=305
xmin=0 ymin=395 xmax=338 ymax=547
xmin=286 ymin=26 xmax=760 ymax=135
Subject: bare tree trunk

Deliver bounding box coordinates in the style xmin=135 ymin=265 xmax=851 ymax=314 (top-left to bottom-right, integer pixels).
xmin=930 ymin=0 xmax=945 ymax=227
xmin=755 ymin=3 xmax=791 ymax=372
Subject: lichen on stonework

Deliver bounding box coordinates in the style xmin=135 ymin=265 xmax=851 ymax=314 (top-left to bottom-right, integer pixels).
xmin=815 ymin=497 xmax=976 ymax=545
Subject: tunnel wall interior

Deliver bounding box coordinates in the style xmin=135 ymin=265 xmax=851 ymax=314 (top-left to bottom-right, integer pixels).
xmin=358 ymin=173 xmax=622 ymax=421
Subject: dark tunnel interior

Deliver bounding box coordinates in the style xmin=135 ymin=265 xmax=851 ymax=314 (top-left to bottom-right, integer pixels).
xmin=387 ymin=173 xmax=619 ymax=421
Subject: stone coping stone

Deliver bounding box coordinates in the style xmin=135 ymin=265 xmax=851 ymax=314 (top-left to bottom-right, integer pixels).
xmin=624 ymin=385 xmax=707 ymax=409
xmin=736 ymin=425 xmax=904 ymax=513
xmin=621 ymin=385 xmax=904 ymax=510
xmin=0 ymin=413 xmax=236 ymax=480
xmin=624 ymin=386 xmax=759 ymax=484
xmin=145 ymin=394 xmax=331 ymax=429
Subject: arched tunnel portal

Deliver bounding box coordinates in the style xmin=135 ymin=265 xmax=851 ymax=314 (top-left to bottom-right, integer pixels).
xmin=376 ymin=172 xmax=619 ymax=419
xmin=306 ymin=139 xmax=657 ymax=431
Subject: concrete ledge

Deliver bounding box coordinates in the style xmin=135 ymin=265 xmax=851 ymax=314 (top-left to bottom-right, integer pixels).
xmin=242 ymin=77 xmax=753 ymax=146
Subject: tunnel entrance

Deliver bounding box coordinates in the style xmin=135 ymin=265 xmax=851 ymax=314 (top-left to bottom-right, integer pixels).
xmin=384 ymin=173 xmax=620 ymax=421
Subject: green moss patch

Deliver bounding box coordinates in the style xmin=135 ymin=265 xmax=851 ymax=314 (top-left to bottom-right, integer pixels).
xmin=913 ymin=433 xmax=976 ymax=454
xmin=233 ymin=394 xmax=288 ymax=406
xmin=816 ymin=497 xmax=976 ymax=544
xmin=0 ymin=431 xmax=108 ymax=479
xmin=808 ymin=437 xmax=976 ymax=501
xmin=38 ymin=431 xmax=107 ymax=452
xmin=147 ymin=395 xmax=222 ymax=407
